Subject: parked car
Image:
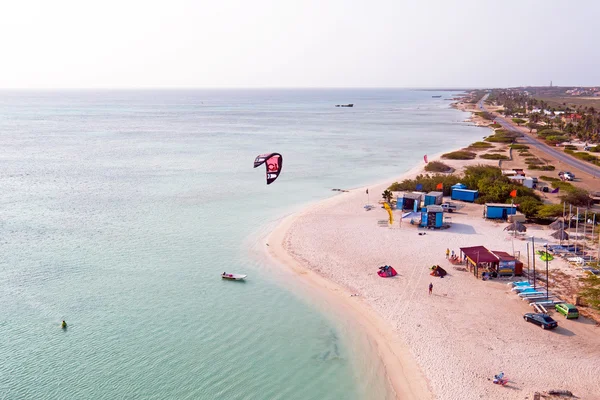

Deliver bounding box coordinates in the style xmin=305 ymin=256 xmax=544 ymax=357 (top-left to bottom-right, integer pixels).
xmin=523 ymin=313 xmax=558 ymax=329
xmin=555 ymin=303 xmax=579 ymax=319
xmin=441 ymin=202 xmax=457 ymax=213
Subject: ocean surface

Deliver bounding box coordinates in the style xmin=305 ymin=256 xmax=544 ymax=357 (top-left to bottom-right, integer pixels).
xmin=0 ymin=89 xmax=484 ymax=399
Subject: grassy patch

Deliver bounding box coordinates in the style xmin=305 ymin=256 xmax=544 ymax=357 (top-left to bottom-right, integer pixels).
xmin=442 ymin=150 xmax=477 ymax=160
xmin=424 ymin=161 xmax=453 ymax=173
xmin=518 ymin=151 xmax=533 ymax=157
xmin=539 ymin=176 xmax=560 ymax=182
xmin=510 ymin=144 xmax=529 ymax=150
xmin=528 ymin=165 xmax=556 ymax=171
xmin=468 ymin=141 xmax=494 ymax=149
xmin=480 ymin=153 xmax=510 ymax=160
xmin=489 ymin=123 xmax=502 ymax=128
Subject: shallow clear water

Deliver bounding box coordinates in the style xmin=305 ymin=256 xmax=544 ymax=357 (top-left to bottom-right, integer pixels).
xmin=0 ymin=89 xmax=483 ymax=399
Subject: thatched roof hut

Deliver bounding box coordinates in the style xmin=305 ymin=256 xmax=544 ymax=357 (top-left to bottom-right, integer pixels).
xmin=551 ymin=229 xmax=569 ymax=240
xmin=504 ymin=221 xmax=527 ymax=233
xmin=549 ymin=219 xmax=564 ymax=230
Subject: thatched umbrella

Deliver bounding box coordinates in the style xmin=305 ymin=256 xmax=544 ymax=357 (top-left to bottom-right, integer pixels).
xmin=551 ymin=229 xmax=569 ymax=240
xmin=549 ymin=218 xmax=564 ymax=230
xmin=504 ymin=221 xmax=527 ymax=233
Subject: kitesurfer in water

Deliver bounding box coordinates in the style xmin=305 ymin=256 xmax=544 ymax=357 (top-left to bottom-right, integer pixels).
xmin=61 ymin=320 xmax=67 ymax=329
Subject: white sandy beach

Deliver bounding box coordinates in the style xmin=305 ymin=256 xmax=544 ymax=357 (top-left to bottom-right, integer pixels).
xmin=267 ymin=156 xmax=600 ymax=399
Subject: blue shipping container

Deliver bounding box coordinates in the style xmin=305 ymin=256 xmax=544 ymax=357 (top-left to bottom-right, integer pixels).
xmin=484 ymin=204 xmax=517 ymax=219
xmin=451 ymin=188 xmax=479 ymax=202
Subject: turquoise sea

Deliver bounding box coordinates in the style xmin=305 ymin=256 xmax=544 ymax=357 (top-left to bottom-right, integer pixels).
xmin=0 ymin=89 xmax=484 ymax=399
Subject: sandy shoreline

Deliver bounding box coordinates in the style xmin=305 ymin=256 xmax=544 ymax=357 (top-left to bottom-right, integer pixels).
xmin=267 ymin=161 xmax=437 ymax=400
xmin=265 ymin=137 xmax=600 ymax=397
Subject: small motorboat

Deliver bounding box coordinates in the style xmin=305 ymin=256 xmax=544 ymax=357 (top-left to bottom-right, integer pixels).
xmin=221 ymin=272 xmax=247 ymax=281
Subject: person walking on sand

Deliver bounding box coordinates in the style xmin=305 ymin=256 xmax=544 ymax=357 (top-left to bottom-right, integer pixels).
xmin=445 ymin=248 xmax=450 ymax=259
xmin=429 ymin=283 xmax=433 ymax=295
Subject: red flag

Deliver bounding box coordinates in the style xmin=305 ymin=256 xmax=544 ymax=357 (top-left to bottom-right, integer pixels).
xmin=424 ymin=155 xmax=428 ymax=163
xmin=436 ymin=182 xmax=443 ymax=190
xmin=510 ymin=189 xmax=517 ymax=198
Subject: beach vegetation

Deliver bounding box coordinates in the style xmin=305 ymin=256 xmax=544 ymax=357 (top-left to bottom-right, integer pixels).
xmin=564 ymin=151 xmax=600 ymax=166
xmin=528 ymin=165 xmax=555 ymax=171
xmin=467 ymin=141 xmax=493 ymax=149
xmin=579 ymin=272 xmax=600 ymax=311
xmin=526 ymin=122 xmax=542 ymax=132
xmin=484 ymin=129 xmax=518 ymax=143
xmin=510 ymin=144 xmax=529 ymax=150
xmin=382 ymin=190 xmax=393 ymax=203
xmin=424 ymin=161 xmax=453 ymax=173
xmin=539 ymin=176 xmax=560 ymax=182
xmin=559 ymin=188 xmax=594 ymax=208
xmin=518 ymin=151 xmax=533 ymax=157
xmin=388 ymin=174 xmax=461 ymax=196
xmin=514 ymin=196 xmax=543 ymax=217
xmin=475 ymin=111 xmax=495 ymax=121
xmin=441 ymin=150 xmax=476 ymax=160
xmin=588 ymin=145 xmax=600 ymax=152
xmin=512 ymin=118 xmax=526 ymax=126
xmin=489 ymin=123 xmax=501 ymax=128
xmin=536 ymin=204 xmax=565 ymax=219
xmin=564 ymin=145 xmax=577 ymax=150
xmin=479 ymin=153 xmax=509 ymax=160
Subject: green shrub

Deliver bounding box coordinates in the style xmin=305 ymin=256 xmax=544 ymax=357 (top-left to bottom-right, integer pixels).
xmin=537 ymin=129 xmax=563 ymax=138
xmin=468 ymin=141 xmax=494 ymax=149
xmin=564 ymin=145 xmax=577 ymax=150
xmin=424 ymin=161 xmax=453 ymax=173
xmin=537 ymin=204 xmax=564 ymax=219
xmin=510 ymin=144 xmax=529 ymax=150
xmin=560 ymin=188 xmax=594 ymax=207
xmin=489 ymin=123 xmax=502 ymax=128
xmin=546 ymin=135 xmax=569 ymax=143
xmin=512 ymin=118 xmax=526 ymax=126
xmin=475 ymin=111 xmax=495 ymax=121
xmin=570 ymin=152 xmax=600 ymax=165
xmin=442 ymin=150 xmax=477 ymax=160
xmin=480 ymin=153 xmax=510 ymax=160
xmin=514 ymin=196 xmax=543 ymax=217
xmin=589 ymin=145 xmax=600 ymax=153
xmin=528 ymin=165 xmax=555 ymax=171
xmin=519 ymin=151 xmax=533 ymax=157
xmin=539 ymin=176 xmax=560 ymax=182
xmin=388 ymin=174 xmax=460 ymax=196
xmin=525 ymin=158 xmax=544 ymax=165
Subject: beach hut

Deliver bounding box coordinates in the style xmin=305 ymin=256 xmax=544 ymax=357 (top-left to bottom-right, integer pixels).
xmin=424 ymin=191 xmax=443 ymax=206
xmin=420 ymin=205 xmax=444 ymax=228
xmin=451 ymin=184 xmax=479 ymax=203
xmin=492 ymin=251 xmax=523 ymax=276
xmin=504 ymin=221 xmax=526 ymax=233
xmin=398 ymin=192 xmax=422 ymax=212
xmin=551 ymin=229 xmax=569 ymax=240
xmin=484 ymin=203 xmax=517 ymax=220
xmin=459 ymin=246 xmax=499 ymax=277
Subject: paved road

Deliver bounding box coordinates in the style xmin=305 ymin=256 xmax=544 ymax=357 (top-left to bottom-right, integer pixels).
xmin=477 ymin=95 xmax=600 ymax=179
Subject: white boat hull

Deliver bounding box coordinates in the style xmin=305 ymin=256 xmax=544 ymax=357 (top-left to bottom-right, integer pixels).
xmin=221 ymin=273 xmax=247 ymax=281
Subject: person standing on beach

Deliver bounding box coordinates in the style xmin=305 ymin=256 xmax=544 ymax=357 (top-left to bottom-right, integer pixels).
xmin=428 ymin=283 xmax=433 ymax=295
xmin=445 ymin=248 xmax=450 ymax=259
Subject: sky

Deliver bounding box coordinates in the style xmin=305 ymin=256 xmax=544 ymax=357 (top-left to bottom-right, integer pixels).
xmin=0 ymin=0 xmax=598 ymax=89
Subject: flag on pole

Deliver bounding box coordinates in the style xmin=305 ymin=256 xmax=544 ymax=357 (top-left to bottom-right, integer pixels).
xmin=551 ymin=187 xmax=559 ymax=193
xmin=436 ymin=182 xmax=443 ymax=190
xmin=510 ymin=189 xmax=517 ymax=198
xmin=424 ymin=155 xmax=428 ymax=163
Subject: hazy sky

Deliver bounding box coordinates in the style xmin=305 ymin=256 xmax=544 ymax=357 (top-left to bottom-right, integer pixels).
xmin=1 ymin=0 xmax=598 ymax=89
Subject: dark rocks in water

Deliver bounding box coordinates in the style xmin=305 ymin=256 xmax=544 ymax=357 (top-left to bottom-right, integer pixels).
xmin=335 ymin=104 xmax=354 ymax=107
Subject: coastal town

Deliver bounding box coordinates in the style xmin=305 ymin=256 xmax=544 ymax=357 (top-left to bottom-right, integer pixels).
xmin=269 ymin=89 xmax=600 ymax=399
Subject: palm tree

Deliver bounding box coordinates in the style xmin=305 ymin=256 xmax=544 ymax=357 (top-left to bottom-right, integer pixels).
xmin=382 ymin=190 xmax=393 ymax=204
